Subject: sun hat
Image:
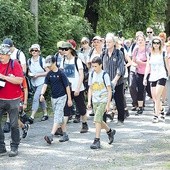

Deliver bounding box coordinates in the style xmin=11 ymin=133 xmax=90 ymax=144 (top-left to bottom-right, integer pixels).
xmin=57 ymin=41 xmax=65 ymax=48
xmin=29 ymin=44 xmax=40 ymax=52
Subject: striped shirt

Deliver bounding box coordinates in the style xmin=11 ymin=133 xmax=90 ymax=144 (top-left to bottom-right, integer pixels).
xmin=103 ymin=49 xmax=125 ymax=86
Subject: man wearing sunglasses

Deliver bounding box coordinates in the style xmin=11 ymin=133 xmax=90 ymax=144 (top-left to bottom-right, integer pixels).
xmin=146 ymin=27 xmax=154 ymax=48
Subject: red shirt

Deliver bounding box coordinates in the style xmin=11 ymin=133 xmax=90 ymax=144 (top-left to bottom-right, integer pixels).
xmin=0 ymin=60 xmax=24 ymax=99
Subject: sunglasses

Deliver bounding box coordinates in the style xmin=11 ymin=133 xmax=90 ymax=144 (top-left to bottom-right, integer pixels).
xmin=152 ymin=41 xmax=161 ymax=45
xmin=147 ymin=32 xmax=153 ymax=34
xmin=81 ymin=41 xmax=88 ymax=45
xmin=61 ymin=48 xmax=69 ymax=51
xmin=31 ymin=49 xmax=39 ymax=52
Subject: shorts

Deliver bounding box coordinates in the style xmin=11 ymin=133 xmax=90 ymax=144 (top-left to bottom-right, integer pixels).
xmin=93 ymin=103 xmax=106 ymax=123
xmin=150 ymin=78 xmax=166 ymax=87
xmin=51 ymin=95 xmax=67 ymax=124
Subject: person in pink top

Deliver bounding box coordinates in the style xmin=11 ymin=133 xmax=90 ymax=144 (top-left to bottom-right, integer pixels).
xmin=132 ymin=34 xmax=149 ymax=115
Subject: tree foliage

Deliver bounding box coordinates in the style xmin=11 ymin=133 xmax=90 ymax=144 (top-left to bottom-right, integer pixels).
xmin=0 ymin=0 xmax=169 ymax=57
xmin=0 ymin=0 xmax=36 ymax=55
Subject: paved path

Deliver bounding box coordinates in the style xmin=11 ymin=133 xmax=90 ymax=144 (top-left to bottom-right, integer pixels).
xmin=0 ymin=92 xmax=170 ymax=170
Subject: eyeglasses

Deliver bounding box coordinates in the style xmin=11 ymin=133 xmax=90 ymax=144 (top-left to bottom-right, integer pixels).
xmin=61 ymin=48 xmax=69 ymax=51
xmin=147 ymin=32 xmax=153 ymax=34
xmin=152 ymin=41 xmax=161 ymax=45
xmin=31 ymin=49 xmax=39 ymax=52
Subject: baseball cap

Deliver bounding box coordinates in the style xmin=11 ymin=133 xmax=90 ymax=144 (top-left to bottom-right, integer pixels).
xmin=0 ymin=44 xmax=11 ymax=55
xmin=45 ymin=55 xmax=55 ymax=67
xmin=2 ymin=38 xmax=13 ymax=47
xmin=92 ymin=36 xmax=102 ymax=41
xmin=29 ymin=44 xmax=40 ymax=52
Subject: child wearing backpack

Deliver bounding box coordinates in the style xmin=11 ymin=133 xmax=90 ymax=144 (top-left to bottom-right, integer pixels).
xmin=87 ymin=56 xmax=116 ymax=149
xmin=40 ymin=55 xmax=72 ymax=144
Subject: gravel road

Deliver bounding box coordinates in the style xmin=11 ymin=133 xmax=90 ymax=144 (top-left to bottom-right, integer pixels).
xmin=0 ymin=93 xmax=170 ymax=170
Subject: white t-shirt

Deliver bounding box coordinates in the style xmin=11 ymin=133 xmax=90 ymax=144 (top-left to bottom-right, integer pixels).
xmin=88 ymin=70 xmax=111 ymax=103
xmin=60 ymin=57 xmax=85 ymax=91
xmin=149 ymin=52 xmax=168 ymax=81
xmin=10 ymin=48 xmax=26 ymax=65
xmin=28 ymin=56 xmax=46 ymax=87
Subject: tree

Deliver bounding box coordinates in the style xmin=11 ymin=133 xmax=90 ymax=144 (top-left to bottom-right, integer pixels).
xmin=0 ymin=0 xmax=36 ymax=54
xmin=165 ymin=0 xmax=170 ymax=37
xmin=84 ymin=0 xmax=99 ymax=33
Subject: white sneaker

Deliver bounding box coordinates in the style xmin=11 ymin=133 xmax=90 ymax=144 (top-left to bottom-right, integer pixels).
xmin=152 ymin=116 xmax=159 ymax=123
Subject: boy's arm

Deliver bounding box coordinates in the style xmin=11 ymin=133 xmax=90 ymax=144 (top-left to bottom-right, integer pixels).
xmin=66 ymin=86 xmax=72 ymax=107
xmin=87 ymin=86 xmax=92 ymax=109
xmin=106 ymin=85 xmax=112 ymax=112
xmin=40 ymin=84 xmax=47 ymax=102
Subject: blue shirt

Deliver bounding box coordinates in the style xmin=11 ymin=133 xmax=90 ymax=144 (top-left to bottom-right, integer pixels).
xmin=45 ymin=69 xmax=69 ymax=98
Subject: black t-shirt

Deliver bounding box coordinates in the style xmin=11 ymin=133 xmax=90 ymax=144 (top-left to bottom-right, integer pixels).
xmin=45 ymin=69 xmax=69 ymax=98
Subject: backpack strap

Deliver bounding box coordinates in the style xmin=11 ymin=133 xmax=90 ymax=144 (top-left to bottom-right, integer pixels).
xmin=88 ymin=48 xmax=94 ymax=59
xmin=16 ymin=50 xmax=21 ymax=61
xmin=91 ymin=71 xmax=107 ymax=88
xmin=102 ymin=71 xmax=107 ymax=88
xmin=163 ymin=51 xmax=168 ymax=76
xmin=27 ymin=57 xmax=45 ymax=72
xmin=39 ymin=56 xmax=46 ymax=71
xmin=74 ymin=57 xmax=79 ymax=73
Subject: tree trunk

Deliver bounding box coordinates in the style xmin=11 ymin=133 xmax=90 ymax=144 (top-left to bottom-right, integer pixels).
xmin=165 ymin=0 xmax=170 ymax=37
xmin=30 ymin=0 xmax=39 ymax=41
xmin=84 ymin=0 xmax=99 ymax=33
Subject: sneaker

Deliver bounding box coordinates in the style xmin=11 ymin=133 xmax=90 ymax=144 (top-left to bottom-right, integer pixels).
xmin=89 ymin=112 xmax=95 ymax=116
xmin=59 ymin=134 xmax=69 ymax=142
xmin=159 ymin=112 xmax=165 ymax=122
xmin=54 ymin=127 xmax=63 ymax=136
xmin=9 ymin=147 xmax=18 ymax=157
xmin=44 ymin=135 xmax=53 ymax=144
xmin=22 ymin=124 xmax=30 ymax=138
xmin=166 ymin=109 xmax=170 ymax=116
xmin=41 ymin=115 xmax=49 ymax=121
xmin=28 ymin=117 xmax=34 ymax=124
xmin=135 ymin=107 xmax=143 ymax=115
xmin=152 ymin=116 xmax=159 ymax=123
xmin=0 ymin=148 xmax=7 ymax=156
xmin=90 ymin=138 xmax=100 ymax=149
xmin=3 ymin=122 xmax=10 ymax=133
xmin=124 ymin=110 xmax=129 ymax=119
xmin=107 ymin=129 xmax=116 ymax=144
xmin=80 ymin=123 xmax=89 ymax=133
xmin=116 ymin=121 xmax=124 ymax=126
xmin=131 ymin=106 xmax=137 ymax=111
xmin=73 ymin=115 xmax=80 ymax=123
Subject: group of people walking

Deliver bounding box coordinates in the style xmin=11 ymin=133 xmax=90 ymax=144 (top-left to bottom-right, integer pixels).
xmin=0 ymin=26 xmax=170 ymax=157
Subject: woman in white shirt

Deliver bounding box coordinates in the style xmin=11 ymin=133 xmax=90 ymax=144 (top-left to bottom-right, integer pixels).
xmin=143 ymin=36 xmax=170 ymax=123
